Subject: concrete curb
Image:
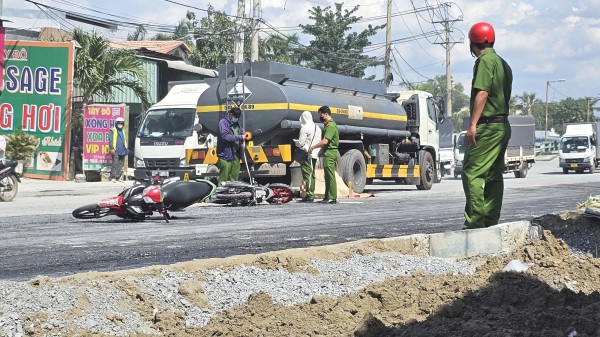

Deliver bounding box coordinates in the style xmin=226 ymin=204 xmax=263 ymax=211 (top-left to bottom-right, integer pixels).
xmin=377 ymin=220 xmax=535 ymax=258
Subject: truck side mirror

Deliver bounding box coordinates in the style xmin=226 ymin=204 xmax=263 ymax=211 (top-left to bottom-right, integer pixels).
xmin=193 ymin=124 xmax=203 ymax=133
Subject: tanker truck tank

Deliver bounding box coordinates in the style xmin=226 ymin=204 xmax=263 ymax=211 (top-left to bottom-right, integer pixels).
xmin=196 ymin=62 xmax=411 ymax=143
xmin=191 ymin=61 xmax=440 ymax=193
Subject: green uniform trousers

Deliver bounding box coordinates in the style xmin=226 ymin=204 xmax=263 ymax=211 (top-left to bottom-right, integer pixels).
xmin=301 ymin=158 xmax=317 ymax=198
xmin=462 ymin=122 xmax=511 ymax=229
xmin=323 ymin=150 xmax=338 ymax=201
xmin=217 ymin=157 xmax=240 ymax=185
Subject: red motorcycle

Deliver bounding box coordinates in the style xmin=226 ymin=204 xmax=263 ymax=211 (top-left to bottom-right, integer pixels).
xmin=72 ymin=177 xmax=216 ymax=222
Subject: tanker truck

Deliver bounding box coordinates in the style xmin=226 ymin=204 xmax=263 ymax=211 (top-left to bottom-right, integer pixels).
xmin=186 ymin=61 xmax=444 ymax=192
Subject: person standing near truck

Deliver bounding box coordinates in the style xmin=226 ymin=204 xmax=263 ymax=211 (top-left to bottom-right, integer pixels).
xmin=294 ymin=111 xmax=322 ymax=202
xmin=217 ymin=107 xmax=251 ymax=185
xmin=462 ymin=22 xmax=512 ymax=229
xmin=309 ymin=106 xmax=339 ymax=204
xmin=108 ymin=117 xmax=128 ymax=183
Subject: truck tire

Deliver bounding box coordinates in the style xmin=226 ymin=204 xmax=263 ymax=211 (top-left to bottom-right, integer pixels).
xmin=341 ymin=149 xmax=367 ymax=193
xmin=562 ymin=168 xmax=569 ymax=174
xmin=417 ymin=151 xmax=434 ymax=190
xmin=514 ymin=162 xmax=528 ymax=178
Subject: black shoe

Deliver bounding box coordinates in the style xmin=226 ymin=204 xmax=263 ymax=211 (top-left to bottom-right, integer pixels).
xmin=320 ymin=199 xmax=337 ymax=204
xmin=299 ymin=197 xmax=314 ymax=202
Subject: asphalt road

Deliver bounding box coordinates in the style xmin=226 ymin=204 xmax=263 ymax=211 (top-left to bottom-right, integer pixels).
xmin=0 ymin=157 xmax=597 ymax=281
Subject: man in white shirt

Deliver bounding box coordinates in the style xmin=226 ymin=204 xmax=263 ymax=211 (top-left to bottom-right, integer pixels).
xmin=294 ymin=111 xmax=322 ymax=202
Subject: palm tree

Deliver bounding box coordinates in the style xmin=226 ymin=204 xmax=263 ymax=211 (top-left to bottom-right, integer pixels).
xmin=515 ymin=91 xmax=538 ymax=115
xmin=73 ymin=28 xmax=150 ymax=107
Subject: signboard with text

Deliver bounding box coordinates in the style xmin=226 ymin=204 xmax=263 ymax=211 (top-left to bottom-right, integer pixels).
xmin=82 ymin=104 xmax=128 ymax=171
xmin=0 ymin=40 xmax=74 ymax=180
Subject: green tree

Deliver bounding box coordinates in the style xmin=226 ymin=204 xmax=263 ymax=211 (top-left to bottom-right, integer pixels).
xmin=299 ymin=3 xmax=384 ymax=78
xmin=260 ymin=34 xmax=301 ymax=64
xmin=548 ymin=98 xmax=589 ymax=134
xmin=73 ymin=28 xmax=150 ymax=107
xmin=127 ymin=25 xmax=147 ymax=41
xmin=414 ymin=75 xmax=469 ymax=114
xmin=192 ymin=7 xmax=237 ymax=68
xmin=514 ymin=91 xmax=538 ymax=115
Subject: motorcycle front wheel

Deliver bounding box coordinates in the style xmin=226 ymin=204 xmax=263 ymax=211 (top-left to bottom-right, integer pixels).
xmin=72 ymin=204 xmax=112 ymax=219
xmin=0 ymin=175 xmax=18 ymax=202
xmin=266 ymin=183 xmax=293 ymax=204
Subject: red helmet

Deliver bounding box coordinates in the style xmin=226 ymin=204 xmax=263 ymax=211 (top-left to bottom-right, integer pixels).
xmin=468 ymin=22 xmax=495 ymax=44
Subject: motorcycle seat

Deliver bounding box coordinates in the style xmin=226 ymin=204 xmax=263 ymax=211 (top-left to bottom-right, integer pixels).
xmin=1 ymin=160 xmax=17 ymax=169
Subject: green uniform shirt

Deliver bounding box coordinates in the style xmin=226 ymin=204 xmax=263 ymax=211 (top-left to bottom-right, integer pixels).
xmin=323 ymin=119 xmax=339 ymax=151
xmin=470 ymin=48 xmax=513 ymax=117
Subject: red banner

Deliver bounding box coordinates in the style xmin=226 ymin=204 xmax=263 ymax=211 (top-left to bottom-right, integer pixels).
xmin=0 ymin=27 xmax=5 ymax=91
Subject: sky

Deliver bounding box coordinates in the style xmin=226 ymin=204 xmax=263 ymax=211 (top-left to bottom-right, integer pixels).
xmin=4 ymin=0 xmax=600 ymax=105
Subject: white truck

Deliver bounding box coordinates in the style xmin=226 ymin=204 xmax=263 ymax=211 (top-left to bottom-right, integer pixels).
xmin=438 ymin=117 xmax=455 ymax=179
xmin=558 ymin=122 xmax=600 ymax=174
xmin=133 ymin=82 xmax=217 ymax=181
xmin=454 ymin=115 xmax=536 ymax=178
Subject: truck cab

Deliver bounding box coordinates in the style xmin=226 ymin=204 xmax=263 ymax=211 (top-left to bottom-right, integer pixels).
xmin=559 ymin=123 xmax=599 ymax=174
xmin=134 ymin=83 xmax=216 ymax=181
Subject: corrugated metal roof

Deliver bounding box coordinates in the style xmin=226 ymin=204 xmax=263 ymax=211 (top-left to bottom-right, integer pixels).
xmin=109 ymin=40 xmax=192 ymax=54
xmin=89 ymin=58 xmax=159 ymax=104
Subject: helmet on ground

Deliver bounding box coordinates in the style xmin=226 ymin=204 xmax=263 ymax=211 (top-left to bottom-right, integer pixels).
xmin=115 ymin=117 xmax=125 ymax=123
xmin=468 ymin=22 xmax=495 ymax=44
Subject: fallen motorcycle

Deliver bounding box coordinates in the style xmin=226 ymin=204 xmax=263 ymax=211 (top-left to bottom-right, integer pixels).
xmin=0 ymin=160 xmax=21 ymax=202
xmin=214 ymin=181 xmax=293 ymax=206
xmin=72 ymin=177 xmax=216 ymax=222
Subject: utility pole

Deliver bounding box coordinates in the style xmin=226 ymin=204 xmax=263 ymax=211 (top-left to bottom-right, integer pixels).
xmin=234 ymin=0 xmax=245 ymax=63
xmin=250 ymin=0 xmax=260 ymax=61
xmin=444 ymin=21 xmax=451 ymax=117
xmin=0 ymin=0 xmax=4 ymax=27
xmin=432 ymin=3 xmax=462 ymax=117
xmin=384 ymin=0 xmax=392 ymax=86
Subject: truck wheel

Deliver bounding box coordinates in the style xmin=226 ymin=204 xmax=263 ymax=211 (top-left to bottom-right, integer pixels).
xmin=562 ymin=168 xmax=569 ymax=174
xmin=514 ymin=162 xmax=528 ymax=178
xmin=341 ymin=149 xmax=367 ymax=193
xmin=417 ymin=152 xmax=434 ymax=190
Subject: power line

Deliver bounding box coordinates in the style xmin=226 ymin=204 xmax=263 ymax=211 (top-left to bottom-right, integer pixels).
xmin=393 ymin=46 xmax=432 ymax=80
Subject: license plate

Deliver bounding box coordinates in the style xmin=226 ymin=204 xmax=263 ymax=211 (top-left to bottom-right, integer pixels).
xmin=570 ymin=164 xmax=578 ymax=168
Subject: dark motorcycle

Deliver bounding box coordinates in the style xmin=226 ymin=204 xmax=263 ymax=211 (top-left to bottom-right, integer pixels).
xmin=72 ymin=177 xmax=216 ymax=222
xmin=0 ymin=160 xmax=21 ymax=202
xmin=214 ymin=181 xmax=293 ymax=206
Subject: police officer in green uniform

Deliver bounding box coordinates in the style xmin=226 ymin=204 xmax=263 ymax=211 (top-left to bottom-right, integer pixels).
xmin=308 ymin=106 xmax=340 ymax=204
xmin=462 ymin=22 xmax=512 ymax=229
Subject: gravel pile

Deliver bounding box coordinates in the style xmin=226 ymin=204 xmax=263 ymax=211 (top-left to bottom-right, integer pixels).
xmin=0 ymin=252 xmax=477 ymax=336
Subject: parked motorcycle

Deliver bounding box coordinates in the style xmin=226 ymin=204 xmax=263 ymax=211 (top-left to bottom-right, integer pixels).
xmin=214 ymin=181 xmax=293 ymax=206
xmin=72 ymin=177 xmax=216 ymax=222
xmin=0 ymin=160 xmax=21 ymax=202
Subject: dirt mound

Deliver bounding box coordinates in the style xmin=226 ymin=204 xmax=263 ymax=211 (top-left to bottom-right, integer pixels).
xmin=163 ymin=215 xmax=600 ymax=337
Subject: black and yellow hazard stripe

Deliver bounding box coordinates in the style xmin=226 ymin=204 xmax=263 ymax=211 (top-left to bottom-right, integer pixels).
xmin=245 ymin=144 xmax=291 ymax=163
xmin=196 ymin=102 xmax=407 ymax=122
xmin=366 ymin=164 xmax=420 ymax=179
xmin=186 ymin=147 xmax=219 ymax=165
xmin=186 ymin=145 xmax=292 ymax=165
